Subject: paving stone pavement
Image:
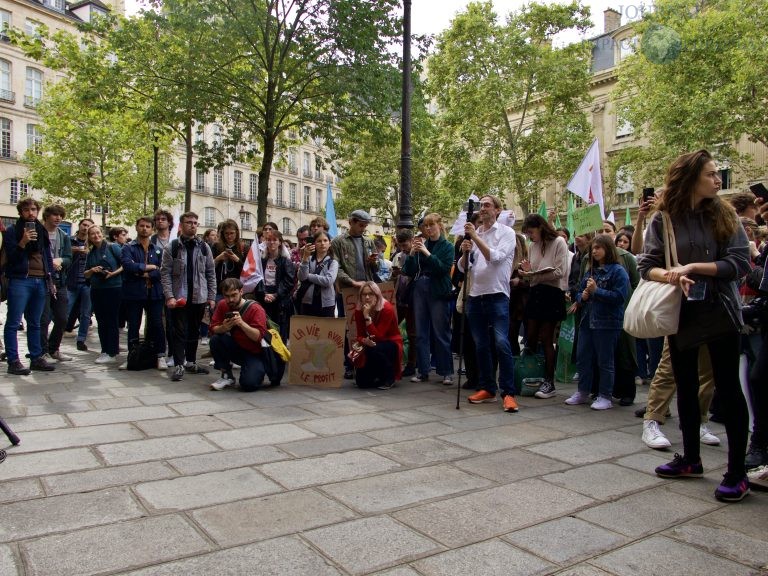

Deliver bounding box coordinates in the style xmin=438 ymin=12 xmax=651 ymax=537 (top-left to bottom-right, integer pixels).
xmin=0 ymin=327 xmax=766 ymax=576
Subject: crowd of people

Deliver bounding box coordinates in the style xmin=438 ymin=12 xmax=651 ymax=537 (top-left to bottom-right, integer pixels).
xmin=2 ymin=149 xmax=768 ymax=501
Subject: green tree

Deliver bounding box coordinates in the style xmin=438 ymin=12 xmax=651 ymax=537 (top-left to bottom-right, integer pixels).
xmin=197 ymin=0 xmax=404 ymax=225
xmin=427 ymin=1 xmax=594 ymax=213
xmin=24 ymin=82 xmax=176 ymax=226
xmin=613 ymin=0 xmax=768 ymax=186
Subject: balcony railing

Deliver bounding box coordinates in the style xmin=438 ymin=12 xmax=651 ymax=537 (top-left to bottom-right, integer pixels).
xmin=0 ymin=89 xmax=15 ymax=103
xmin=23 ymin=95 xmax=41 ymax=108
xmin=288 ymin=166 xmax=298 ymax=175
xmin=275 ymin=200 xmax=286 ymax=207
xmin=0 ymin=150 xmax=18 ymax=161
xmin=289 ymin=201 xmax=298 ymax=209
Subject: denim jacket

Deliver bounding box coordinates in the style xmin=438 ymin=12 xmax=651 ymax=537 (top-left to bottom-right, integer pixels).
xmin=121 ymin=240 xmax=163 ymax=300
xmin=576 ymin=263 xmax=629 ymax=330
xmin=2 ymin=221 xmax=54 ymax=281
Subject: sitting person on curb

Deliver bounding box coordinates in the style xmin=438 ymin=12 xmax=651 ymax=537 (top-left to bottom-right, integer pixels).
xmin=208 ymin=278 xmax=269 ymax=391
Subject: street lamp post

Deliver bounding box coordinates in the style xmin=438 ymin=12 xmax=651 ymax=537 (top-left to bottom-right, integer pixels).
xmin=398 ymin=0 xmax=413 ymax=230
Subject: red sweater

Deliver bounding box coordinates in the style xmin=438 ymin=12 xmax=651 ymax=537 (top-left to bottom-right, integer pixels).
xmin=354 ymin=300 xmax=403 ymax=379
xmin=210 ymin=298 xmax=267 ymax=355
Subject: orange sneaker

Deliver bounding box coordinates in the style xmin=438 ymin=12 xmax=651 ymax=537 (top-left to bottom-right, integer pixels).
xmin=468 ymin=390 xmax=496 ymax=404
xmin=503 ymin=395 xmax=519 ymax=413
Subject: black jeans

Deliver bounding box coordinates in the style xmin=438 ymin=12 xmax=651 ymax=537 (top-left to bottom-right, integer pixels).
xmin=125 ymin=299 xmax=166 ymax=356
xmin=669 ymin=325 xmax=748 ymax=476
xmin=41 ymin=288 xmax=69 ymax=354
xmin=355 ymin=340 xmax=398 ymax=388
xmin=749 ymin=329 xmax=768 ymax=447
xmin=91 ymin=287 xmax=121 ymax=356
xmin=170 ymin=303 xmax=206 ymax=366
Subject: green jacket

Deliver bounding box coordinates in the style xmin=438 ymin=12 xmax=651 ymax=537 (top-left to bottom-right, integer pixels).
xmin=331 ymin=233 xmax=378 ymax=287
xmin=402 ymin=236 xmax=454 ymax=299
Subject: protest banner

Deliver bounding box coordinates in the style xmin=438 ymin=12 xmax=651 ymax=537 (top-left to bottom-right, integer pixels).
xmin=288 ymin=316 xmax=346 ymax=388
xmin=572 ymin=204 xmax=604 ymax=236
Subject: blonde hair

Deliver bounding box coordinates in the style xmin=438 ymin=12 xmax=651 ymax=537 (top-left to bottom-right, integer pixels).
xmin=356 ymin=281 xmax=385 ymax=312
xmin=421 ymin=213 xmax=445 ymax=236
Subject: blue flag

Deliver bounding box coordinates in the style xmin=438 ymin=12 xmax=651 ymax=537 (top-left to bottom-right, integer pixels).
xmin=325 ymin=182 xmax=338 ymax=238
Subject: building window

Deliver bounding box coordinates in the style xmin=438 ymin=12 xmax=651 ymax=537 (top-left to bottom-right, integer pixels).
xmin=195 ymin=169 xmax=206 ymax=192
xmin=282 ymin=217 xmax=293 ymax=235
xmin=25 ymin=19 xmax=41 ymax=37
xmin=212 ymin=124 xmax=222 ymax=146
xmin=288 ymin=150 xmax=297 ymax=174
xmin=0 ymin=117 xmax=10 ymax=158
xmin=275 ymin=180 xmax=284 ymax=205
xmin=0 ymin=60 xmax=11 ymax=102
xmin=249 ymin=174 xmax=258 ymax=201
xmin=204 ymin=207 xmax=216 ymax=228
xmin=303 ymin=151 xmax=312 ymax=177
xmin=289 ymin=183 xmax=297 ymax=208
xmin=94 ymin=202 xmax=109 ymax=214
xmin=0 ymin=10 xmax=11 ymax=38
xmin=616 ymin=116 xmax=633 ymax=138
xmin=316 ymin=189 xmax=322 ymax=213
xmin=25 ymin=67 xmax=43 ymax=107
xmin=195 ymin=126 xmax=204 ymax=144
xmin=314 ymin=155 xmax=322 ymax=180
xmin=614 ymin=166 xmax=634 ymax=207
xmin=720 ymin=168 xmax=731 ymax=190
xmin=241 ymin=212 xmax=252 ymax=231
xmin=233 ymin=170 xmax=242 ymax=199
xmin=303 ymin=186 xmax=311 ymax=211
xmin=213 ymin=168 xmax=223 ymax=196
xmin=10 ymin=178 xmax=27 ymax=204
xmin=619 ymin=36 xmax=638 ymax=61
xmin=26 ymin=124 xmax=42 ymax=153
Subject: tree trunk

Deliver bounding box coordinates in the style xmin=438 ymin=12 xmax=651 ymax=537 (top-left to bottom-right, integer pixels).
xmin=257 ymin=132 xmax=276 ymax=227
xmin=184 ymin=121 xmax=193 ymax=213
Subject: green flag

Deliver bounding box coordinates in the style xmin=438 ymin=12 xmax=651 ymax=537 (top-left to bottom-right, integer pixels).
xmin=555 ymin=213 xmax=562 ymax=228
xmin=625 ymin=207 xmax=631 ymax=226
xmin=567 ymin=196 xmax=575 ymax=237
xmin=538 ymin=200 xmax=547 ymax=218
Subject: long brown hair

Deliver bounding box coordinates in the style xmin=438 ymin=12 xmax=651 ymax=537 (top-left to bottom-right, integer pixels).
xmin=656 ymin=149 xmax=738 ymax=243
xmin=521 ymin=214 xmax=558 ymax=255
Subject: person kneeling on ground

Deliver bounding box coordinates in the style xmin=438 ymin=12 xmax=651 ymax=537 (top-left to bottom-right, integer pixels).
xmin=208 ymin=278 xmax=268 ymax=391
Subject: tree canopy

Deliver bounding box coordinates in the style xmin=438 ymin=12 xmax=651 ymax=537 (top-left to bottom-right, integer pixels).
xmin=427 ymin=1 xmax=594 ymax=214
xmin=613 ymin=0 xmax=768 ymax=185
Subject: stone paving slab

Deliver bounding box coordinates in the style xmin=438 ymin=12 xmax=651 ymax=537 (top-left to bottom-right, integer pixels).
xmin=204 ymin=423 xmax=316 ymax=450
xmin=135 ymin=467 xmax=283 ymax=511
xmin=452 ymin=448 xmax=571 ymax=483
xmin=122 ymin=536 xmax=343 ymax=576
xmin=370 ymin=437 xmax=474 ymax=467
xmin=526 ymin=430 xmax=644 ymax=465
xmin=697 ymin=492 xmax=768 ymax=541
xmin=167 ymin=445 xmax=289 ymax=475
xmin=393 ymin=479 xmax=595 ymax=548
xmin=167 ymin=398 xmax=256 ymax=416
xmin=0 ymin=487 xmax=144 ymax=542
xmin=214 ymin=405 xmax=318 ymax=428
xmin=0 ymin=447 xmax=99 ymax=481
xmin=0 ymin=478 xmax=43 ymax=504
xmin=664 ymin=522 xmax=768 ymax=569
xmin=438 ymin=422 xmax=568 ymax=453
xmin=3 ymin=414 xmax=69 ymax=432
xmin=259 ymin=449 xmax=401 ymax=489
xmin=365 ymin=422 xmax=459 ymax=444
xmin=67 ymin=405 xmax=176 ymax=426
xmin=190 ymin=489 xmax=356 ymax=547
xmin=503 ymin=516 xmax=627 ymax=565
xmin=24 ymin=400 xmax=93 ymax=415
xmin=575 ymin=487 xmax=719 ymax=538
xmin=590 ymin=535 xmax=754 ymax=576
xmin=42 ymin=461 xmax=178 ymax=496
xmin=11 ymin=423 xmax=143 ymax=454
xmin=0 ymin=544 xmax=19 ymax=576
xmin=411 ymin=538 xmax=554 ymax=576
xmin=88 ymin=396 xmax=144 ymax=410
xmin=299 ymin=413 xmax=404 ymax=435
xmin=303 ymin=516 xmax=444 ymax=575
xmin=542 ymin=462 xmax=663 ymax=501
xmin=277 ymin=432 xmax=380 ymax=458
xmin=20 ymin=514 xmax=214 ymax=576
xmin=96 ymin=434 xmax=218 ymax=465
xmin=133 ymin=414 xmax=231 ymax=437
xmin=320 ymin=464 xmax=493 ymax=514
xmin=137 ymin=392 xmax=205 ymax=405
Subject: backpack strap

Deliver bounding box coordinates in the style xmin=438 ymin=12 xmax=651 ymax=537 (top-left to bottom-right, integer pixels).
xmin=238 ymin=299 xmax=255 ymax=316
xmin=171 ymin=238 xmax=208 ymax=259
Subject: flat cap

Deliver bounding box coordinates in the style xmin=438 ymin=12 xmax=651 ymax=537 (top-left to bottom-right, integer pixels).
xmin=349 ymin=209 xmax=372 ymax=223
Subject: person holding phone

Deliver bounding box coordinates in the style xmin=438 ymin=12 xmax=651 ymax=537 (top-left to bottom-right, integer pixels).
xmin=296 ymin=231 xmax=338 ymax=317
xmin=638 ymin=150 xmax=751 ymax=502
xmin=2 ymin=197 xmax=57 ymax=375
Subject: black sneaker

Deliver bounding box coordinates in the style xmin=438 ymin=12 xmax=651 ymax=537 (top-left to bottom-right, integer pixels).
xmin=7 ymin=360 xmax=31 ymax=376
xmin=76 ymin=341 xmax=88 ymax=351
xmin=30 ymin=357 xmax=55 ymax=371
xmin=745 ymin=441 xmax=768 ymax=470
xmin=184 ymin=363 xmax=209 ymax=375
xmin=377 ymin=380 xmax=396 ymax=390
xmin=714 ymin=472 xmax=750 ymax=502
xmin=171 ymin=365 xmax=184 ymax=381
xmin=655 ymin=453 xmax=704 ymax=478
xmin=534 ymin=381 xmax=556 ymax=399
xmin=343 ymin=369 xmax=354 ymax=379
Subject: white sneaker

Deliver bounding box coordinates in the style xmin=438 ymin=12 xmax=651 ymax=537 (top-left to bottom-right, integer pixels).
xmin=165 ymin=357 xmax=174 ymax=367
xmin=50 ymin=350 xmax=73 ymax=361
xmin=642 ymin=419 xmax=672 ymax=449
xmin=747 ymin=465 xmax=768 ymax=489
xmin=210 ymin=375 xmax=235 ymax=391
xmin=201 ymin=337 xmax=209 ymax=346
xmin=572 ymin=372 xmax=580 ymax=382
xmin=590 ymin=396 xmax=613 ymax=410
xmin=118 ymin=361 xmax=128 ymax=370
xmin=565 ymin=391 xmax=590 ymax=405
xmin=700 ymin=424 xmax=721 ymax=446
xmin=157 ymin=356 xmax=168 ymax=370
xmin=95 ymin=353 xmax=112 ymax=364
xmin=634 ymin=376 xmax=643 ymax=386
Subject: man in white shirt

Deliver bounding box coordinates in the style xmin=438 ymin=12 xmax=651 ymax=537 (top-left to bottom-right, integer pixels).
xmin=459 ymin=195 xmax=518 ymax=412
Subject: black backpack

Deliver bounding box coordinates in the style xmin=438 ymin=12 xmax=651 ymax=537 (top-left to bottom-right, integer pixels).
xmin=126 ymin=339 xmax=157 ymax=371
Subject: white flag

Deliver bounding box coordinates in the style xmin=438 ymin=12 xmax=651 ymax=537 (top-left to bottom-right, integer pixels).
xmin=240 ymin=241 xmax=264 ymax=293
xmin=567 ymin=139 xmax=604 ymax=219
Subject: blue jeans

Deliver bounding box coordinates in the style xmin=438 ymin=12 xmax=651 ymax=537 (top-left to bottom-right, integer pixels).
xmin=67 ymin=284 xmax=92 ymax=343
xmin=576 ymin=324 xmax=620 ymax=399
xmin=125 ymin=299 xmax=166 ymax=356
xmin=413 ymin=277 xmax=453 ymax=377
xmin=466 ymin=293 xmax=517 ymax=396
xmin=91 ymin=287 xmax=121 ymax=356
xmin=3 ymin=277 xmax=47 ymax=362
xmin=209 ymin=333 xmax=266 ymax=391
xmin=636 ymin=336 xmax=663 ymax=380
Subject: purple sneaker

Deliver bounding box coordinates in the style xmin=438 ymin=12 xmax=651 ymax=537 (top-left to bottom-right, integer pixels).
xmin=714 ymin=473 xmax=750 ymax=502
xmin=655 ymin=453 xmax=703 ymax=478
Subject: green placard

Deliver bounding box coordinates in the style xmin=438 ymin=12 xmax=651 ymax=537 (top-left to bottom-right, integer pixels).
xmin=572 ymin=204 xmax=604 ymax=236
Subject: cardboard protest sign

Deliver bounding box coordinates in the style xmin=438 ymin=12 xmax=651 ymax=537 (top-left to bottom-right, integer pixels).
xmin=572 ymin=204 xmax=604 ymax=236
xmin=288 ymin=316 xmax=346 ymax=388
